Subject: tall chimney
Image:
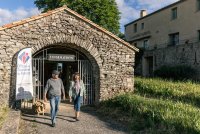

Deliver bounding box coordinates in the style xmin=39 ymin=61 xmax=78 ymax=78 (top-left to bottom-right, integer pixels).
xmin=140 ymin=10 xmax=147 ymax=18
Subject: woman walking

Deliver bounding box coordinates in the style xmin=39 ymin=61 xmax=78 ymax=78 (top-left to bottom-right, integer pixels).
xmin=69 ymin=72 xmax=86 ymax=121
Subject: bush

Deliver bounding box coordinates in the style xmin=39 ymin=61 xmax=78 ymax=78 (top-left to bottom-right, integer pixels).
xmin=154 ymin=65 xmax=196 ymax=80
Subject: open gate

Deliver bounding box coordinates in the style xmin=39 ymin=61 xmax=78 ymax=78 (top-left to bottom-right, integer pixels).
xmin=78 ymin=60 xmax=95 ymax=105
xmin=32 ymin=47 xmax=95 ymax=105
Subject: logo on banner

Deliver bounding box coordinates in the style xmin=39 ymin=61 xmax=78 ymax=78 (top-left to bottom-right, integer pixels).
xmin=19 ymin=52 xmax=30 ymax=64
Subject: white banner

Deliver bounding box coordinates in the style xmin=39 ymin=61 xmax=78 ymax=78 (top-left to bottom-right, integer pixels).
xmin=16 ymin=48 xmax=33 ymax=100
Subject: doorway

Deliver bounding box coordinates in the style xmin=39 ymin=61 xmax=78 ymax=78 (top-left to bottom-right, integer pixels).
xmin=44 ymin=61 xmax=78 ymax=97
xmin=143 ymin=56 xmax=153 ymax=77
xmin=32 ymin=46 xmax=95 ymax=105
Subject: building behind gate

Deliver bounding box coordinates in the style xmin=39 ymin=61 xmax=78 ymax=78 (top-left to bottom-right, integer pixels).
xmin=0 ymin=6 xmax=138 ymax=107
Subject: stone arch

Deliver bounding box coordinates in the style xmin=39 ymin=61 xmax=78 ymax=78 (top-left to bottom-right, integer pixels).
xmin=31 ymin=34 xmax=101 ymax=104
xmin=31 ymin=34 xmax=102 ymax=67
xmin=9 ymin=33 xmax=102 ymax=106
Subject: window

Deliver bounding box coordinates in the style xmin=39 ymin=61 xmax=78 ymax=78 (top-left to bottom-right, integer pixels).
xmin=197 ymin=0 xmax=200 ymax=10
xmin=143 ymin=40 xmax=148 ymax=49
xmin=169 ymin=33 xmax=179 ymax=45
xmin=134 ymin=23 xmax=137 ymax=33
xmin=141 ymin=23 xmax=144 ymax=30
xmin=171 ymin=7 xmax=177 ymax=20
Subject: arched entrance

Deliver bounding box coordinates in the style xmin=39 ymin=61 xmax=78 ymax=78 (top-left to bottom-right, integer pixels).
xmin=32 ymin=45 xmax=95 ymax=105
xmin=1 ymin=6 xmax=137 ymax=108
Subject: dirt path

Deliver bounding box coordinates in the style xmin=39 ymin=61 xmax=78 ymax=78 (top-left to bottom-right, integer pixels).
xmin=19 ymin=102 xmax=128 ymax=134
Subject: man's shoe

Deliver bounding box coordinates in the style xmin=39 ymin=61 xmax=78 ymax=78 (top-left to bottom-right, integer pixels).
xmin=75 ymin=118 xmax=80 ymax=121
xmin=52 ymin=123 xmax=55 ymax=127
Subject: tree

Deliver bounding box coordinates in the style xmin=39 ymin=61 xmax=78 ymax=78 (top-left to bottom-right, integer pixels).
xmin=118 ymin=32 xmax=125 ymax=41
xmin=34 ymin=0 xmax=120 ymax=35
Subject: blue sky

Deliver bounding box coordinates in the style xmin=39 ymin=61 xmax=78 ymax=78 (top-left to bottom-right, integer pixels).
xmin=0 ymin=0 xmax=179 ymax=33
xmin=0 ymin=0 xmax=35 ymax=10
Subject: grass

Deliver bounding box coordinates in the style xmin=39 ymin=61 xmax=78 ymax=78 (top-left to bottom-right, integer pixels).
xmin=134 ymin=77 xmax=200 ymax=107
xmin=98 ymin=77 xmax=200 ymax=134
xmin=0 ymin=107 xmax=9 ymax=129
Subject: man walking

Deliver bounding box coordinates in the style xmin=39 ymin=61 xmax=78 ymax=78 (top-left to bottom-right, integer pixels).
xmin=44 ymin=70 xmax=65 ymax=127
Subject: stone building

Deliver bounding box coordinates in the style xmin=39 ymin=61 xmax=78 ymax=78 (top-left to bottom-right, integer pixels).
xmin=0 ymin=6 xmax=138 ymax=107
xmin=125 ymin=0 xmax=200 ymax=78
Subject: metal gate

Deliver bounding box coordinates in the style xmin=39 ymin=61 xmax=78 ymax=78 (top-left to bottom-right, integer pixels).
xmin=32 ymin=47 xmax=95 ymax=105
xmin=32 ymin=58 xmax=44 ymax=101
xmin=78 ymin=60 xmax=95 ymax=105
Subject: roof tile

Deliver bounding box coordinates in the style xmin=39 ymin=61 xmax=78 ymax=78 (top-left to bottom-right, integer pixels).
xmin=2 ymin=23 xmax=13 ymax=28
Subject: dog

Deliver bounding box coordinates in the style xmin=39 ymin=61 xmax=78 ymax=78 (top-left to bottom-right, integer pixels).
xmin=32 ymin=100 xmax=46 ymax=115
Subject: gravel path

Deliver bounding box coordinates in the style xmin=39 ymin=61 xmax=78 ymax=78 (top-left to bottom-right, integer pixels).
xmin=20 ymin=102 xmax=128 ymax=134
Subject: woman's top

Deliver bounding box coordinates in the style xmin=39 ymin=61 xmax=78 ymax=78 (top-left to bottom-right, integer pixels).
xmin=69 ymin=80 xmax=86 ymax=98
xmin=74 ymin=80 xmax=80 ymax=95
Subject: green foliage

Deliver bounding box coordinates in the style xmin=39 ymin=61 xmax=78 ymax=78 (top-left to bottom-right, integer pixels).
xmin=34 ymin=0 xmax=120 ymax=35
xmin=0 ymin=107 xmax=8 ymax=129
xmin=117 ymin=32 xmax=125 ymax=41
xmin=99 ymin=77 xmax=200 ymax=133
xmin=34 ymin=0 xmax=62 ymax=11
xmin=135 ymin=77 xmax=200 ymax=107
xmin=154 ymin=65 xmax=196 ymax=80
xmin=101 ymin=94 xmax=200 ymax=133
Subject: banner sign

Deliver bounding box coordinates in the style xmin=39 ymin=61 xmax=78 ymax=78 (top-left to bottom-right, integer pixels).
xmin=48 ymin=54 xmax=75 ymax=61
xmin=16 ymin=48 xmax=33 ymax=100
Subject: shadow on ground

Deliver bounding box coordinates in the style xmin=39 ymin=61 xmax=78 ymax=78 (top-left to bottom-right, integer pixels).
xmin=80 ymin=105 xmax=129 ymax=133
xmin=20 ymin=103 xmax=129 ymax=134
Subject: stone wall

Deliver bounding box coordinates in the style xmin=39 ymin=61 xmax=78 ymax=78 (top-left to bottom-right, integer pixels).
xmin=142 ymin=42 xmax=200 ymax=79
xmin=0 ymin=8 xmax=136 ymax=107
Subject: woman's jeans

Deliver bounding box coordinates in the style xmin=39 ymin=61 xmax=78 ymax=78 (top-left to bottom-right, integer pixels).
xmin=74 ymin=94 xmax=82 ymax=111
xmin=50 ymin=96 xmax=60 ymax=124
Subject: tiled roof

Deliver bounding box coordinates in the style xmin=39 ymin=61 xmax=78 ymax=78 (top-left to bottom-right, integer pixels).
xmin=0 ymin=5 xmax=139 ymax=52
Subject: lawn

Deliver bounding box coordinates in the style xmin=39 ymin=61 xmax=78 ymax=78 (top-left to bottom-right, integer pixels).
xmin=98 ymin=77 xmax=200 ymax=133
